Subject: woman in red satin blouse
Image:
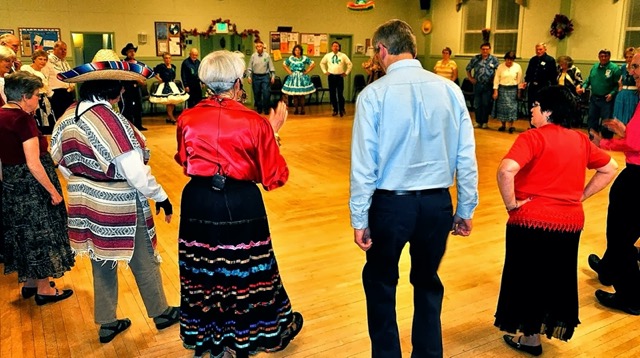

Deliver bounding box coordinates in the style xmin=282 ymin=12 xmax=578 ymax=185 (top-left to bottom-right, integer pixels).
xmin=174 ymin=50 xmax=302 ymax=358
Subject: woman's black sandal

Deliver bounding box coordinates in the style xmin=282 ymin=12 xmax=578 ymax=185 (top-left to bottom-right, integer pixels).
xmin=153 ymin=306 xmax=180 ymax=330
xmin=276 ymin=312 xmax=304 ymax=351
xmin=99 ymin=318 xmax=131 ymax=343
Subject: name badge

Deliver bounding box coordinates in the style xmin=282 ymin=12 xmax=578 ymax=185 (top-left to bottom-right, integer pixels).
xmin=605 ymin=69 xmax=611 ymax=77
xmin=541 ymin=61 xmax=546 ymax=66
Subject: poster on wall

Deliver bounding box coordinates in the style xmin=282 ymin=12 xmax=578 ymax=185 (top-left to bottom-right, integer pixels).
xmin=300 ymin=33 xmax=328 ymax=56
xmin=18 ymin=28 xmax=60 ymax=57
xmin=270 ymin=32 xmax=299 ymax=55
xmin=155 ymin=22 xmax=182 ymax=56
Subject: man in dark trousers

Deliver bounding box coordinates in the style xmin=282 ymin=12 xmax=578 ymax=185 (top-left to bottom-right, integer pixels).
xmin=181 ymin=48 xmax=203 ymax=109
xmin=119 ymin=43 xmax=147 ymax=130
xmin=523 ymin=43 xmax=557 ymax=115
xmin=350 ymin=19 xmax=478 ymax=358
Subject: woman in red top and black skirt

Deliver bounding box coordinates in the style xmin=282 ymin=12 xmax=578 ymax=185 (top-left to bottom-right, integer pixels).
xmin=495 ymin=85 xmax=618 ymax=356
xmin=175 ymin=50 xmax=302 ymax=358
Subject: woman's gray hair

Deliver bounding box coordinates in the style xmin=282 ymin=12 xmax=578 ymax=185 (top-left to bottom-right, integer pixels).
xmin=0 ymin=45 xmax=16 ymax=61
xmin=557 ymin=55 xmax=573 ymax=68
xmin=198 ymin=50 xmax=246 ymax=95
xmin=4 ymin=71 xmax=43 ymax=101
xmin=31 ymin=49 xmax=48 ymax=62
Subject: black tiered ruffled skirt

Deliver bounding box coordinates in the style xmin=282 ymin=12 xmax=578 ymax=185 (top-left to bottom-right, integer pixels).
xmin=179 ymin=177 xmax=295 ymax=357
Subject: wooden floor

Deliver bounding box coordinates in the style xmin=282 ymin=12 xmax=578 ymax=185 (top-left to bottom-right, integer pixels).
xmin=1 ymin=103 xmax=636 ymax=358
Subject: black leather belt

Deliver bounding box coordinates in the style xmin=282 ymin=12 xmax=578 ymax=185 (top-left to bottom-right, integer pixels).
xmin=375 ymin=188 xmax=446 ymax=196
xmin=252 ymin=73 xmax=269 ymax=76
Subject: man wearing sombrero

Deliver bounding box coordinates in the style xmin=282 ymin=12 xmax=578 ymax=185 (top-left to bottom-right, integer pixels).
xmin=119 ymin=43 xmax=147 ymax=131
xmin=50 ymin=49 xmax=179 ymax=343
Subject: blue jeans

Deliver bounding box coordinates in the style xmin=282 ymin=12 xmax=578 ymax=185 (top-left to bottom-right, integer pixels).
xmin=252 ymin=74 xmax=271 ymax=114
xmin=587 ymin=95 xmax=614 ymax=138
xmin=363 ymin=189 xmax=453 ymax=358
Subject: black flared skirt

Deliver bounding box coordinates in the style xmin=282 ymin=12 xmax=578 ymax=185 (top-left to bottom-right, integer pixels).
xmin=494 ymin=224 xmax=581 ymax=341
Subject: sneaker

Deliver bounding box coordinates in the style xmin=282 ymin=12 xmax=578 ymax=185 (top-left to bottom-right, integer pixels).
xmin=481 ymin=123 xmax=489 ymax=129
xmin=473 ymin=123 xmax=481 ymax=128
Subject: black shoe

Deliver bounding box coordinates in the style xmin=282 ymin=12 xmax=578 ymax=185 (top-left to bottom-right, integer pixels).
xmin=165 ymin=118 xmax=176 ymax=124
xmin=275 ymin=312 xmax=303 ymax=352
xmin=332 ymin=111 xmax=338 ymax=116
xmin=588 ymin=254 xmax=613 ymax=286
xmin=153 ymin=306 xmax=180 ymax=330
xmin=138 ymin=126 xmax=148 ymax=131
xmin=498 ymin=125 xmax=506 ymax=132
xmin=99 ymin=318 xmax=131 ymax=343
xmin=339 ymin=110 xmax=345 ymax=117
xmin=34 ymin=288 xmax=73 ymax=306
xmin=595 ymin=290 xmax=640 ymax=315
xmin=503 ymin=334 xmax=542 ymax=356
xmin=21 ymin=281 xmax=56 ymax=299
xmin=508 ymin=127 xmax=515 ymax=134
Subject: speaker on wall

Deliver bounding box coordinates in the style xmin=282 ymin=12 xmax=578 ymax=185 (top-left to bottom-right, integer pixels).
xmin=420 ymin=0 xmax=430 ymax=10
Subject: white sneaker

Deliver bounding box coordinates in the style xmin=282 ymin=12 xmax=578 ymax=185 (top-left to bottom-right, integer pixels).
xmin=481 ymin=123 xmax=489 ymax=129
xmin=474 ymin=123 xmax=481 ymax=128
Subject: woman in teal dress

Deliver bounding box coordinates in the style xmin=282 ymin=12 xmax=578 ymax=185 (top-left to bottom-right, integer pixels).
xmin=613 ymin=47 xmax=638 ymax=125
xmin=282 ymin=45 xmax=315 ymax=115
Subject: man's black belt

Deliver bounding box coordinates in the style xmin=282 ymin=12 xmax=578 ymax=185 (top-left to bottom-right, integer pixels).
xmin=252 ymin=73 xmax=270 ymax=76
xmin=375 ymin=188 xmax=446 ymax=196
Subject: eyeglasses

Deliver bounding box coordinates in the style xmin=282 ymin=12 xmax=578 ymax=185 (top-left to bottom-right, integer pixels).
xmin=630 ymin=63 xmax=640 ymax=70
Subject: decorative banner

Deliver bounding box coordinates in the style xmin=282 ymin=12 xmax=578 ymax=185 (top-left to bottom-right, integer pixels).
xmin=347 ymin=0 xmax=375 ymax=11
xmin=18 ymin=28 xmax=60 ymax=57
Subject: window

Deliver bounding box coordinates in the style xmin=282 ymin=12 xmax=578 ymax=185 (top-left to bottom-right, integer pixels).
xmin=462 ymin=0 xmax=522 ymax=55
xmin=624 ymin=0 xmax=640 ymax=49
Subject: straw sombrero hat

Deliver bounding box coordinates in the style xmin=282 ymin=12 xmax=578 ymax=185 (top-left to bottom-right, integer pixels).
xmin=57 ymin=49 xmax=154 ymax=83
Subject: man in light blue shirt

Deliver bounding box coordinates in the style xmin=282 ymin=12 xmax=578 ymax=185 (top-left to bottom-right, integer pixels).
xmin=350 ymin=19 xmax=478 ymax=358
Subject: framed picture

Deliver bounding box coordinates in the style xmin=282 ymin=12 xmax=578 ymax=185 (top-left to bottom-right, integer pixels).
xmin=155 ymin=22 xmax=182 ymax=56
xmin=18 ymin=27 xmax=60 ymax=57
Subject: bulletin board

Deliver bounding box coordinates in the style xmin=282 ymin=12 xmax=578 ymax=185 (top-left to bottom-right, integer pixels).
xmin=269 ymin=31 xmax=299 ymax=55
xmin=18 ymin=28 xmax=60 ymax=57
xmin=300 ymin=33 xmax=328 ymax=56
xmin=155 ymin=21 xmax=182 ymax=56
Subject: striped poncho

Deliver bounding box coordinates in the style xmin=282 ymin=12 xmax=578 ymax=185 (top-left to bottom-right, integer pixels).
xmin=50 ymin=103 xmax=157 ymax=262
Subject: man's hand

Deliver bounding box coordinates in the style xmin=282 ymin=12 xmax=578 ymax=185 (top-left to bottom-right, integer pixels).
xmin=248 ymin=78 xmax=253 ymax=84
xmin=354 ymin=228 xmax=372 ymax=251
xmin=451 ymin=215 xmax=472 ymax=236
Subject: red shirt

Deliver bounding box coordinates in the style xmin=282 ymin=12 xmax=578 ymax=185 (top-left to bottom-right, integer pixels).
xmin=175 ymin=98 xmax=288 ymax=191
xmin=600 ymin=104 xmax=640 ymax=165
xmin=504 ymin=124 xmax=611 ymax=232
xmin=0 ymin=108 xmax=48 ymax=165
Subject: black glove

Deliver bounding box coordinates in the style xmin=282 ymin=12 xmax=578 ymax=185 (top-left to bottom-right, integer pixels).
xmin=155 ymin=198 xmax=173 ymax=216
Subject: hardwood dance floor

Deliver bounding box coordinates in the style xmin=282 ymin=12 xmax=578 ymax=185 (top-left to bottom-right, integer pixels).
xmin=1 ymin=102 xmax=636 ymax=357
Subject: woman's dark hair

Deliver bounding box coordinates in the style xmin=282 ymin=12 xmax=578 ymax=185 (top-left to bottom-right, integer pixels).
xmin=442 ymin=47 xmax=452 ymax=56
xmin=536 ymin=85 xmax=579 ymax=128
xmin=79 ymin=80 xmax=123 ymax=102
xmin=4 ymin=71 xmax=43 ymax=101
xmin=292 ymin=44 xmax=303 ymax=57
xmin=504 ymin=51 xmax=516 ymax=60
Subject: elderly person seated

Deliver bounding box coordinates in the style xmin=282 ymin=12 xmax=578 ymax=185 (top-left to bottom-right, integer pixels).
xmin=175 ymin=50 xmax=302 ymax=358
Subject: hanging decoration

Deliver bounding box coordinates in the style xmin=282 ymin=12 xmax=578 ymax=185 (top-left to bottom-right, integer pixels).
xmin=550 ymin=14 xmax=574 ymax=40
xmin=347 ymin=0 xmax=375 ymax=11
xmin=181 ymin=18 xmax=261 ymax=49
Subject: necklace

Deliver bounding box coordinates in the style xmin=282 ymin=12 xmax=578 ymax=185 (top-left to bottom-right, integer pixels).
xmin=6 ymin=101 xmax=24 ymax=111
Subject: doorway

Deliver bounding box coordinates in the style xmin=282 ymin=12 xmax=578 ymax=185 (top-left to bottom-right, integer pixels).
xmin=328 ymin=34 xmax=353 ymax=102
xmin=70 ymin=32 xmax=114 ymax=65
